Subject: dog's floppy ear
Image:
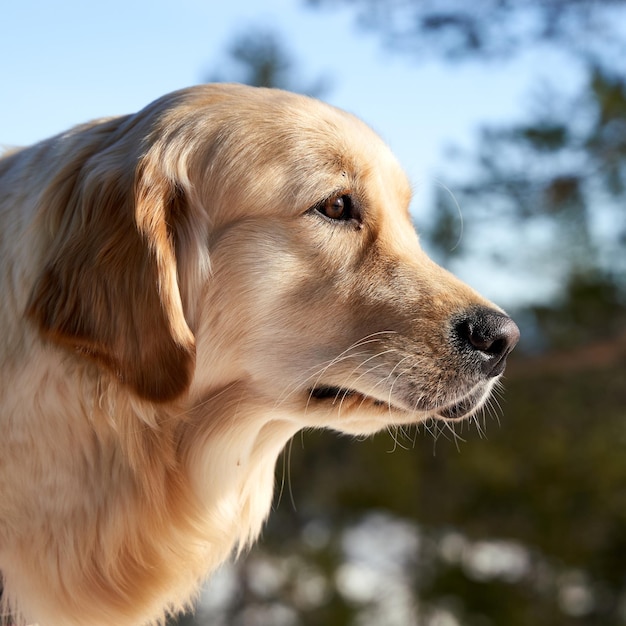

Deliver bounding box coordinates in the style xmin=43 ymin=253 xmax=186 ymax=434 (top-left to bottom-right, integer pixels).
xmin=27 ymin=141 xmax=196 ymax=402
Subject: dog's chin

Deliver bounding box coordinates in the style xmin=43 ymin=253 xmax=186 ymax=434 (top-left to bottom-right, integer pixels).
xmin=433 ymin=381 xmax=494 ymax=422
xmin=308 ymin=380 xmax=494 ymax=426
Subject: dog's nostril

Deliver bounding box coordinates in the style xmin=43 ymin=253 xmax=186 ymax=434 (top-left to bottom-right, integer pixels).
xmin=456 ymin=308 xmax=520 ymax=377
xmin=466 ymin=324 xmax=515 ymax=355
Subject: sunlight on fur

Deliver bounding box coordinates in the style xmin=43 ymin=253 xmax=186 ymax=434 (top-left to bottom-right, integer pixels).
xmin=0 ymin=84 xmax=519 ymax=626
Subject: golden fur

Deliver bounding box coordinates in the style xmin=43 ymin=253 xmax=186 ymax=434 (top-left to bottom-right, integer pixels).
xmin=0 ymin=84 xmax=518 ymax=626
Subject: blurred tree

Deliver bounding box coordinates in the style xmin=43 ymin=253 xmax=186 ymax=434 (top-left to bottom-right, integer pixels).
xmin=307 ymin=0 xmax=626 ymax=63
xmin=431 ymin=65 xmax=626 ymax=349
xmin=311 ymin=0 xmax=626 ymax=351
xmin=207 ymin=27 xmax=329 ymax=97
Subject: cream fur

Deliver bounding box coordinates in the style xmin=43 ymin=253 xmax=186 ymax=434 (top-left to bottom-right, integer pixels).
xmin=0 ymin=84 xmax=516 ymax=626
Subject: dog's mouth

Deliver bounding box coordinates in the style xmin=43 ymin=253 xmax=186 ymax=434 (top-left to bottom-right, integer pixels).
xmin=309 ymin=385 xmax=390 ymax=409
xmin=310 ymin=381 xmax=491 ymax=422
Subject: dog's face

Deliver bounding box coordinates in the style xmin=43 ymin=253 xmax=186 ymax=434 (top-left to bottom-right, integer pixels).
xmin=28 ymin=84 xmax=518 ymax=435
xmin=172 ymin=86 xmax=520 ymax=434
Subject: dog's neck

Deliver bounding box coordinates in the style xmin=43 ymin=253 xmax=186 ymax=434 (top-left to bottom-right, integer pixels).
xmin=181 ymin=383 xmax=300 ymax=538
xmin=1 ymin=367 xmax=300 ymax=626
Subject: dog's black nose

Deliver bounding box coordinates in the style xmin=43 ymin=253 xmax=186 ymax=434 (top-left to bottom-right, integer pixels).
xmin=455 ymin=307 xmax=520 ymax=377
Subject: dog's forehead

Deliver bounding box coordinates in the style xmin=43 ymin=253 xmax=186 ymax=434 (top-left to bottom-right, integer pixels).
xmin=262 ymin=92 xmax=413 ymax=211
xmin=174 ymin=85 xmax=413 ymax=218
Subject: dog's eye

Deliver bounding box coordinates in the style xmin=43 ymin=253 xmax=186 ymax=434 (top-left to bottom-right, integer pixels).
xmin=317 ymin=194 xmax=353 ymax=221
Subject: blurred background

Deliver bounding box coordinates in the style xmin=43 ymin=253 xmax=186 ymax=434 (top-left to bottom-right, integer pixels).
xmin=3 ymin=1 xmax=626 ymax=624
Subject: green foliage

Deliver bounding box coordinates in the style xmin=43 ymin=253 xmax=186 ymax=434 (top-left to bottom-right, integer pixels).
xmin=528 ymin=271 xmax=626 ymax=349
xmin=207 ymin=27 xmax=329 ymax=97
xmin=308 ymin=0 xmax=626 ymax=63
xmin=425 ymin=66 xmax=626 ymax=351
xmin=517 ymin=123 xmax=569 ymax=152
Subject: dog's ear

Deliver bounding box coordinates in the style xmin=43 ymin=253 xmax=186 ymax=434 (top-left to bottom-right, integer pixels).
xmin=27 ymin=142 xmax=196 ymax=402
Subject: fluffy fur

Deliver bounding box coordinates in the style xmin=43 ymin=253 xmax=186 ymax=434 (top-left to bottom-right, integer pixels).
xmin=0 ymin=84 xmax=518 ymax=626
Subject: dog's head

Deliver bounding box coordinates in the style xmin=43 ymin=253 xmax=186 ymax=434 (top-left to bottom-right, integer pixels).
xmin=27 ymin=84 xmax=519 ymax=433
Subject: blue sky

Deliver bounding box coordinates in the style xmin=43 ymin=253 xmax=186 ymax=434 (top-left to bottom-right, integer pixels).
xmin=1 ymin=0 xmax=533 ymax=179
xmin=1 ymin=0 xmax=571 ymax=305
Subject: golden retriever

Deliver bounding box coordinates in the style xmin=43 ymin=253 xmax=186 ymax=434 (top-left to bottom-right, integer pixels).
xmin=0 ymin=84 xmax=519 ymax=626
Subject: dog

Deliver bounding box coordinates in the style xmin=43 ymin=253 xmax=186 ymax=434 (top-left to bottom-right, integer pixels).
xmin=0 ymin=83 xmax=519 ymax=626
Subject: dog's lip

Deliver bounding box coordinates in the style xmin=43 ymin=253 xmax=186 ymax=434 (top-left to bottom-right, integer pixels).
xmin=308 ymin=385 xmax=405 ymax=411
xmin=309 ymin=382 xmax=491 ymax=421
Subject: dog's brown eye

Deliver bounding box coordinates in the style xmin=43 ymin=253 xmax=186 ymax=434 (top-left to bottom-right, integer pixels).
xmin=318 ymin=194 xmax=352 ymax=221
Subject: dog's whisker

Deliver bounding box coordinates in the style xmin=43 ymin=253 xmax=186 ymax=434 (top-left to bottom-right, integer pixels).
xmin=276 ymin=439 xmax=297 ymax=512
xmin=279 ymin=349 xmax=374 ymax=411
xmin=333 ymin=350 xmax=403 ymax=418
xmin=431 ymin=420 xmax=443 ymax=455
xmin=384 ymin=356 xmax=413 ymax=416
xmin=277 ymin=332 xmax=399 ymax=411
xmin=433 ymin=178 xmax=465 ymax=253
xmin=471 ymin=414 xmax=487 ymax=440
xmin=443 ymin=419 xmax=466 ymax=451
xmin=385 ymin=424 xmax=412 ymax=451
xmin=301 ymin=346 xmax=401 ymax=417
